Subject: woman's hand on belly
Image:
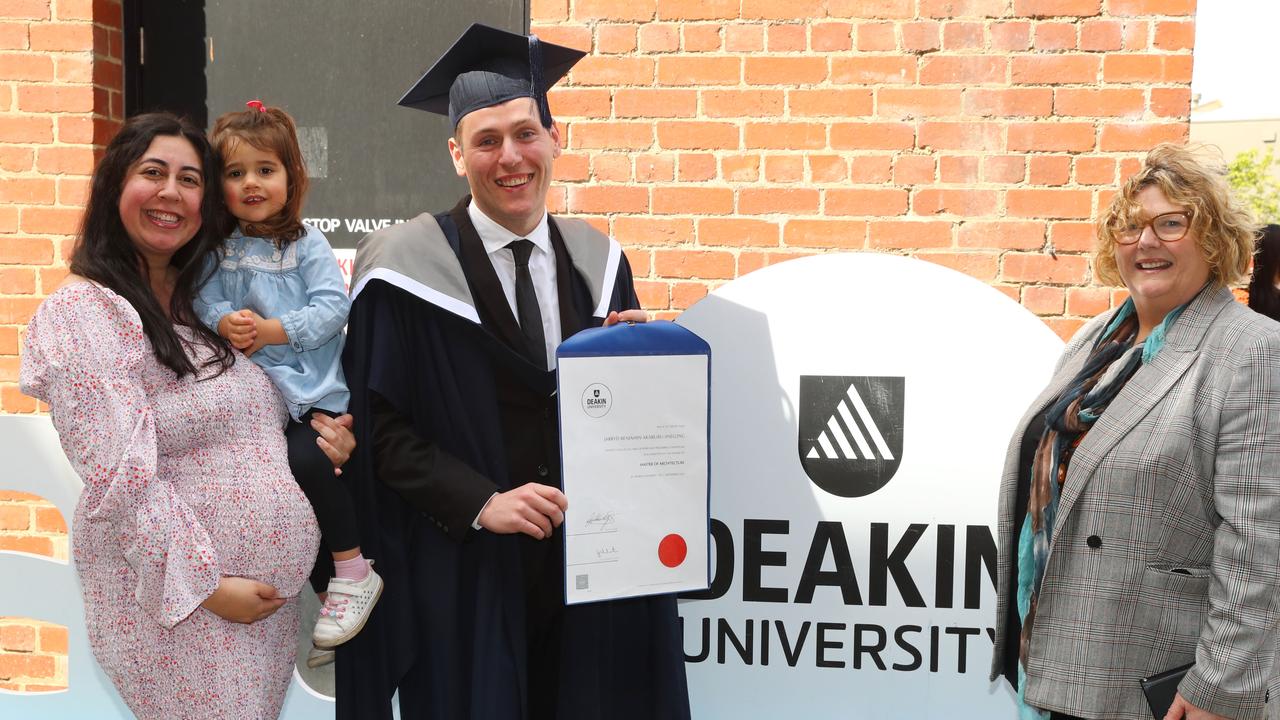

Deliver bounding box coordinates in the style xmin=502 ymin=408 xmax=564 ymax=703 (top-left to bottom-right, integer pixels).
xmin=200 ymin=576 xmax=287 ymax=623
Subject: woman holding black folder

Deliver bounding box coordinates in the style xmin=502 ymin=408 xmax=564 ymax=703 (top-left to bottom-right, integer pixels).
xmin=990 ymin=144 xmax=1280 ymax=720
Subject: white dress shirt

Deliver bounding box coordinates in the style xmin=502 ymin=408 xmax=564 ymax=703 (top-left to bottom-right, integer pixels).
xmin=467 ymin=203 xmax=563 ymax=529
xmin=468 ymin=202 xmax=562 ymax=369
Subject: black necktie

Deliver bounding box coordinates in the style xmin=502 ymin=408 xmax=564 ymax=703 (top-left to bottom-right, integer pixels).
xmin=507 ymin=239 xmax=546 ymax=369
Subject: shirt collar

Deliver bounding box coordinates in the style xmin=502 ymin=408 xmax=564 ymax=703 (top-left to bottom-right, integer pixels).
xmin=468 ymin=201 xmax=551 ymax=257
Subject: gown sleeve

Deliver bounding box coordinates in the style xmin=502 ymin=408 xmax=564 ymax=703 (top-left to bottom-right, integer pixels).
xmin=369 ymin=390 xmax=497 ymax=541
xmin=20 ymin=285 xmax=221 ymax=629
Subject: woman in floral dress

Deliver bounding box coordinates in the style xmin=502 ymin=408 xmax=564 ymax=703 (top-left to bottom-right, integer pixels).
xmin=19 ymin=113 xmax=354 ymax=720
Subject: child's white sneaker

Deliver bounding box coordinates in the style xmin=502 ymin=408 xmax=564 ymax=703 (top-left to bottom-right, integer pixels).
xmin=312 ymin=562 xmax=382 ymax=648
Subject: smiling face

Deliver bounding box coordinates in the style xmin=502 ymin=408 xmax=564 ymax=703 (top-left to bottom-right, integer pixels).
xmin=1115 ymin=184 xmax=1211 ymax=330
xmin=448 ymin=97 xmax=561 ymax=237
xmin=221 ymin=139 xmax=289 ymax=231
xmin=117 ymin=134 xmax=205 ymax=266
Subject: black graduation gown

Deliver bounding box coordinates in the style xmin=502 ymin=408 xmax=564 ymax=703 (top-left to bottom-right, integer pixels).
xmin=336 ymin=200 xmax=691 ymax=720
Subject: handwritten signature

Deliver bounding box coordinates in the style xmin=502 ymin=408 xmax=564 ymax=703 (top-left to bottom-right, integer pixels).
xmin=585 ymin=511 xmax=617 ymax=528
xmin=597 ymin=546 xmax=619 ymax=559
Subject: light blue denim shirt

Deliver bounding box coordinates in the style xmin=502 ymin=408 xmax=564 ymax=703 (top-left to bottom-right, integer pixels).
xmin=194 ymin=225 xmax=350 ymax=420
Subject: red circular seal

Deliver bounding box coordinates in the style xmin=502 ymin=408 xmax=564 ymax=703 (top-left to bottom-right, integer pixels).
xmin=658 ymin=534 xmax=687 ymax=568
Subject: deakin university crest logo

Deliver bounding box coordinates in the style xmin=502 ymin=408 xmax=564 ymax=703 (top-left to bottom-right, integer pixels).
xmin=798 ymin=376 xmax=904 ymax=498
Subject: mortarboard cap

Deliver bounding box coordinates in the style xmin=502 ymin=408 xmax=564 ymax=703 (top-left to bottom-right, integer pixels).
xmin=398 ymin=23 xmax=585 ymax=129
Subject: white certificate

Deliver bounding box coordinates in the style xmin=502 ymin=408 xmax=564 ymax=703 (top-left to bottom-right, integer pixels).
xmin=558 ymin=351 xmax=709 ymax=604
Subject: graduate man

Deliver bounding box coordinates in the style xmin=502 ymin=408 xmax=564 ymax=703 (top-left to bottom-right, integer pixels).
xmin=338 ymin=23 xmax=692 ymax=720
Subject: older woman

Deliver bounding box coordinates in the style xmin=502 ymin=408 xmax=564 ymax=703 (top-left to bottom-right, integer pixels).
xmin=991 ymin=144 xmax=1280 ymax=720
xmin=19 ymin=113 xmax=354 ymax=720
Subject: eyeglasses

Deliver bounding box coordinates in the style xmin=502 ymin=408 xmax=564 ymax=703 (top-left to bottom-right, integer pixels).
xmin=1114 ymin=211 xmax=1192 ymax=244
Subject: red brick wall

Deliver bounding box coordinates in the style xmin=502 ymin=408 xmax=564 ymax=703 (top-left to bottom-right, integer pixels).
xmin=0 ymin=0 xmax=122 ymax=414
xmin=534 ymin=0 xmax=1194 ymax=332
xmin=0 ymin=0 xmax=122 ymax=693
xmin=0 ymin=491 xmax=67 ymax=692
xmin=0 ymin=2 xmax=1198 ymax=408
xmin=0 ymin=616 xmax=68 ymax=692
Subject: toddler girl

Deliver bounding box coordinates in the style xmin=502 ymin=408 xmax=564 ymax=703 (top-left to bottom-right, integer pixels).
xmin=195 ymin=100 xmax=380 ymax=655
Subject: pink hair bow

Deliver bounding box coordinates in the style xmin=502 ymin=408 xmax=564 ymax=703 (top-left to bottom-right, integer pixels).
xmin=245 ymin=99 xmax=266 ymax=112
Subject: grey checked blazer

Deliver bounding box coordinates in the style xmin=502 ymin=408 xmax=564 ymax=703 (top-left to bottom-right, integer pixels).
xmin=990 ymin=286 xmax=1280 ymax=720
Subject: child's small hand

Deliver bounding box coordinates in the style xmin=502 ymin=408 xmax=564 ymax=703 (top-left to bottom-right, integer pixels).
xmin=219 ymin=311 xmax=257 ymax=350
xmin=238 ymin=311 xmax=291 ymax=357
xmin=239 ymin=309 xmax=275 ymax=357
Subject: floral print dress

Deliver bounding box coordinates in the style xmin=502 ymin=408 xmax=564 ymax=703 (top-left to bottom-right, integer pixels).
xmin=20 ymin=283 xmax=320 ymax=720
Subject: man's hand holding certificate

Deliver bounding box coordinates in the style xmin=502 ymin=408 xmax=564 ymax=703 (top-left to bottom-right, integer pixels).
xmin=557 ymin=321 xmax=711 ymax=604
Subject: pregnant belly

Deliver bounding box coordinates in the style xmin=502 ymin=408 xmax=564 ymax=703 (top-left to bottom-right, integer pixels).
xmin=165 ymin=457 xmax=320 ymax=596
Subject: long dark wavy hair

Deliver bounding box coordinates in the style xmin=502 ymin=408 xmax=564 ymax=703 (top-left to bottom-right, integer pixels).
xmin=1248 ymin=224 xmax=1280 ymax=322
xmin=69 ymin=112 xmax=233 ymax=378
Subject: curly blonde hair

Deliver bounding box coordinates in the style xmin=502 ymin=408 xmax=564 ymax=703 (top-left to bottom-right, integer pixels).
xmin=1095 ymin=143 xmax=1257 ymax=288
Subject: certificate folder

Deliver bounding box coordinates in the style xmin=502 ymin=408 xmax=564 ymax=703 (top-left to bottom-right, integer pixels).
xmin=1139 ymin=662 xmax=1193 ymax=719
xmin=557 ymin=320 xmax=711 ymax=605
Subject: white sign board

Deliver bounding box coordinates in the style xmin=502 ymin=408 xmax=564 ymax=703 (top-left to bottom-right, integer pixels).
xmin=675 ymin=253 xmax=1064 ymax=718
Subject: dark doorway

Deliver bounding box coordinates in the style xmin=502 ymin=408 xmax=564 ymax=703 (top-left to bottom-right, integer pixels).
xmin=123 ymin=1 xmax=208 ymax=127
xmin=123 ymin=0 xmax=530 ymax=249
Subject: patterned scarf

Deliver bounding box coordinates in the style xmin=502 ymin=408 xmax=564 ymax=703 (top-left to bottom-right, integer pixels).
xmin=1014 ymin=297 xmax=1188 ymax=719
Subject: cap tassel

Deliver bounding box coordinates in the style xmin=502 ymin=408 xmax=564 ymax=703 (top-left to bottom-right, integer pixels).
xmin=528 ymin=35 xmax=553 ymax=128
